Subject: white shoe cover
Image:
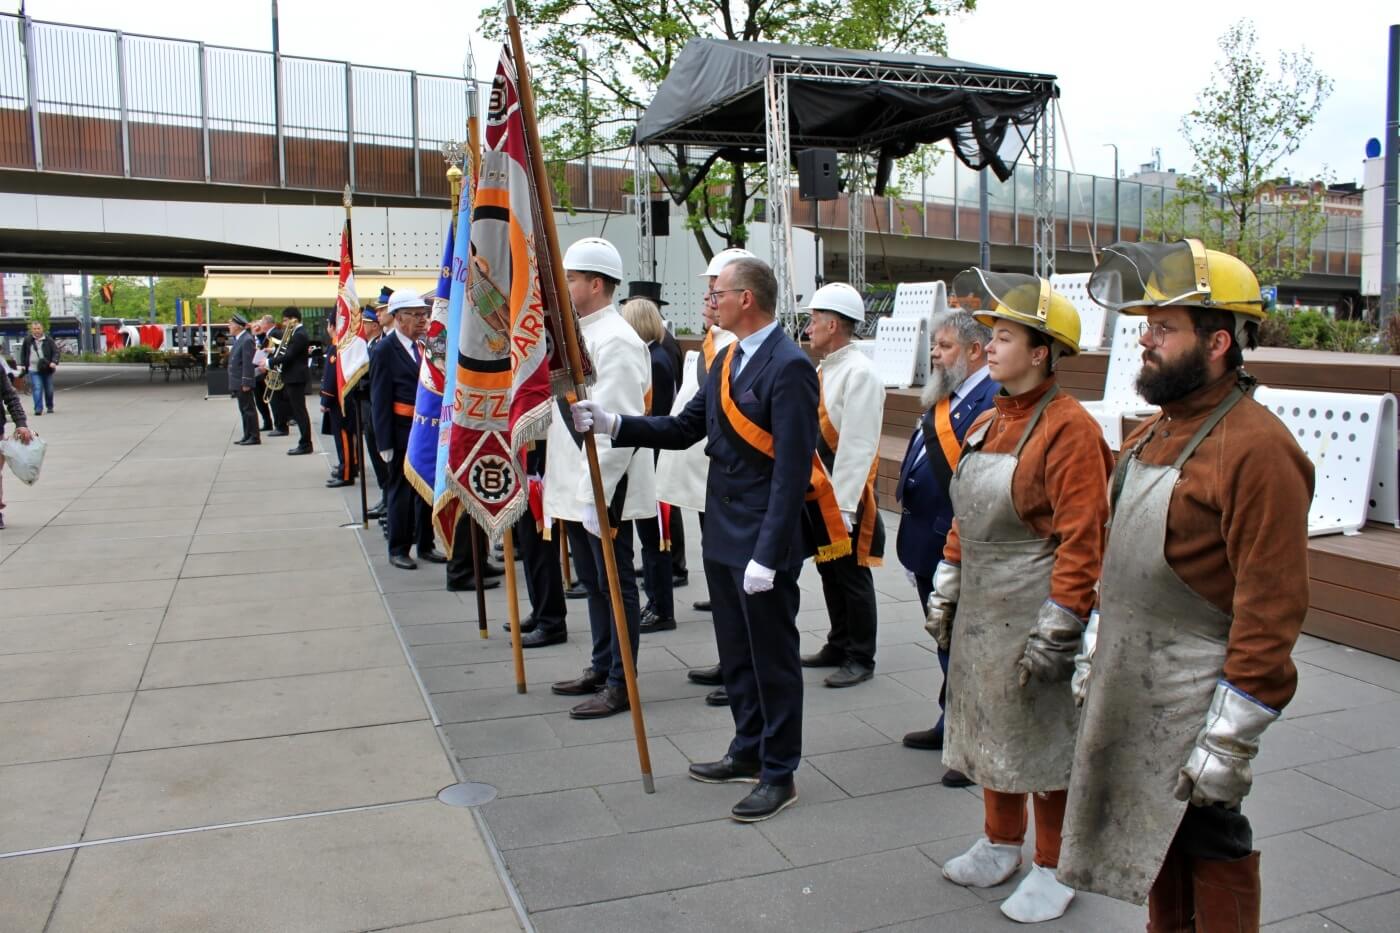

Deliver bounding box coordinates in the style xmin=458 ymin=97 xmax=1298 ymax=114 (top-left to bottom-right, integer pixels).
xmin=941 ymin=837 xmax=1023 ymax=888
xmin=999 ymin=863 xmax=1075 ymax=923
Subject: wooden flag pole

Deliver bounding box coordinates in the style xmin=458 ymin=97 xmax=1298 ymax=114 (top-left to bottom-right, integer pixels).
xmin=344 ymin=184 xmax=371 ymax=531
xmin=560 ymin=531 xmax=572 ymax=587
xmin=504 ymin=528 xmax=527 ymax=692
xmin=470 ymin=521 xmax=489 ymax=639
xmin=506 ymin=1 xmax=655 ymax=794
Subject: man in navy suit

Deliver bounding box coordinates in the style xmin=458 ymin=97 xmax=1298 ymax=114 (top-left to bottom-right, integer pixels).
xmin=896 ymin=308 xmax=997 ymax=787
xmin=573 ymin=257 xmax=818 ymax=823
xmin=370 ymin=290 xmax=445 ymax=570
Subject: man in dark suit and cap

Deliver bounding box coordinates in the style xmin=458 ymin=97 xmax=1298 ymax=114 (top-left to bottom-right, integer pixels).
xmin=227 ymin=312 xmax=260 ymax=445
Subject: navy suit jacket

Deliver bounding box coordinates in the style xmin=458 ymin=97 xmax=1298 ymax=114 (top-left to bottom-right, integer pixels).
xmin=369 ymin=335 xmax=419 ymax=456
xmin=894 ymin=376 xmax=999 ymax=577
xmin=615 ymin=326 xmax=819 ymax=572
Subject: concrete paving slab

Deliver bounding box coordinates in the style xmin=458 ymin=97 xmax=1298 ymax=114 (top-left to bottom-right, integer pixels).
xmin=47 ymin=803 xmax=509 ymax=933
xmin=167 ymin=566 xmax=376 ymax=607
xmin=851 ymin=700 xmax=943 ymax=742
xmin=464 ymin=738 xmax=693 ymax=798
xmin=1302 ymin=645 xmax=1400 ymax=692
xmin=442 ymin=717 xmax=564 ymax=760
xmin=1255 ymin=720 xmax=1370 ymax=775
xmin=0 ymin=645 xmax=150 ymax=702
xmin=1322 ymin=889 xmax=1400 ymax=933
xmin=158 ymin=590 xmax=389 ymax=641
xmin=0 ymin=692 xmax=131 ymax=766
xmin=0 ymin=851 xmax=74 ymax=932
xmin=0 ymin=756 xmax=109 ymax=852
xmin=117 ymin=667 xmax=428 ymax=751
xmin=179 ymin=543 xmax=364 ymax=578
xmin=50 ymin=505 xmax=205 ymax=525
xmin=1260 ymin=915 xmax=1349 ymax=932
xmin=1258 ymin=831 xmax=1400 ymax=924
xmin=24 ymin=518 xmax=199 ymax=544
xmin=86 ymin=722 xmax=452 ymax=839
xmin=0 ymin=555 xmax=185 ymax=588
xmin=480 ymin=788 xmax=622 ymax=850
xmin=186 ymin=527 xmax=358 ymax=554
xmin=539 ymin=696 xmax=733 ymax=748
xmin=368 ymin=910 xmax=522 ymax=932
xmin=504 ymin=817 xmax=791 ymax=912
xmin=669 ymin=712 xmax=890 ymax=763
xmin=67 ymin=487 xmax=212 ymax=510
xmin=1310 ymin=808 xmax=1400 ymax=877
xmin=1284 ymin=669 xmax=1400 ymax=720
xmin=140 ymin=625 xmax=403 ymax=689
xmin=1248 ymin=769 xmax=1378 ymax=838
xmin=871 ymin=891 xmax=1146 ymax=933
xmin=0 ymin=579 xmax=175 ymax=616
xmin=4 ymin=534 xmax=194 ymax=563
xmin=596 ymin=768 xmax=847 ymax=834
xmin=1291 ymin=699 xmax=1400 ymax=753
xmin=807 ymin=741 xmax=949 ymax=797
xmin=0 ymin=608 xmax=163 ymax=655
xmin=1299 ymin=748 xmax=1400 ymax=809
xmin=195 ymin=509 xmax=349 ymax=535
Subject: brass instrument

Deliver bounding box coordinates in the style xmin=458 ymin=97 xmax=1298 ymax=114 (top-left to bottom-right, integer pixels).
xmin=262 ymin=333 xmax=285 ymax=404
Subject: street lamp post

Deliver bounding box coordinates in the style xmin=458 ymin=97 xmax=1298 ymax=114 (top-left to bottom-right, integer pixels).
xmin=1104 ymin=143 xmax=1120 ymax=243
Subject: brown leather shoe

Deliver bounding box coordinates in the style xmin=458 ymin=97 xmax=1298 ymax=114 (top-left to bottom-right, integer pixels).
xmin=569 ymin=684 xmax=629 ymax=719
xmin=941 ymin=768 xmax=974 ymax=788
xmin=1147 ymin=838 xmax=1194 ymax=932
xmin=1191 ymin=850 xmax=1260 ymax=933
xmin=800 ymin=644 xmax=844 ymax=668
xmin=550 ymin=668 xmax=606 ymax=696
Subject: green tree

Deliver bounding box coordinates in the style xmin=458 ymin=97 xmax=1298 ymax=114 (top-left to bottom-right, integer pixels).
xmin=25 ymin=273 xmax=53 ymax=330
xmin=91 ymin=275 xmax=216 ymax=323
xmin=482 ymin=0 xmax=975 ymax=258
xmin=1149 ymin=20 xmax=1333 ymax=284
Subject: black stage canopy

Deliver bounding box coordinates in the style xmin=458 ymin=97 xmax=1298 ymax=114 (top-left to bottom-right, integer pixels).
xmin=635 ymin=38 xmax=1059 ymax=182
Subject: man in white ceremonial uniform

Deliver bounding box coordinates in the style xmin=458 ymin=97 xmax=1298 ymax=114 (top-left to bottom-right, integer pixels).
xmin=545 ymin=237 xmax=657 ymax=720
xmin=799 ymin=283 xmax=887 ymax=687
xmin=653 ymin=247 xmax=752 ymax=703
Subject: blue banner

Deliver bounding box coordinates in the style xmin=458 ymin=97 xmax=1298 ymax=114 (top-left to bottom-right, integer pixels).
xmin=404 ymin=217 xmax=457 ymax=505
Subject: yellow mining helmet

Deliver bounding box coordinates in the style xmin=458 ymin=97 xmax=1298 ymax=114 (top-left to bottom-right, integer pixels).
xmin=1088 ymin=239 xmax=1265 ymax=328
xmin=950 ymin=268 xmax=1081 ymax=358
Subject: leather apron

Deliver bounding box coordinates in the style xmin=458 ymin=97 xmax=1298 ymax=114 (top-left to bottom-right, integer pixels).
xmin=941 ymin=384 xmax=1078 ymax=793
xmin=1057 ymin=385 xmax=1246 ymax=906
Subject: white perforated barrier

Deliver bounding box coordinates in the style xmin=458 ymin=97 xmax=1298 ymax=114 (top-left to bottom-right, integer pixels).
xmin=852 ymin=339 xmax=877 ymax=361
xmin=891 ymin=281 xmax=950 ymax=320
xmin=1050 ymin=272 xmax=1107 ymax=350
xmin=1082 ymin=317 xmax=1158 ymax=449
xmin=1254 ymin=388 xmax=1399 ymax=537
xmin=872 ymin=317 xmax=929 ymax=389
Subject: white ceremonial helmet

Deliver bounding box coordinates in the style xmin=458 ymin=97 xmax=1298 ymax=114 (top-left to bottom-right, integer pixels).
xmin=563 ymin=237 xmax=624 ymax=281
xmin=387 ymin=289 xmax=428 ymax=315
xmin=803 ymin=282 xmax=866 ymax=322
xmin=699 ymin=247 xmax=756 ymax=278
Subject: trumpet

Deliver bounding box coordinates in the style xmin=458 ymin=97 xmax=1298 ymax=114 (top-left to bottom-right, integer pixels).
xmin=262 ymin=334 xmax=285 ymax=404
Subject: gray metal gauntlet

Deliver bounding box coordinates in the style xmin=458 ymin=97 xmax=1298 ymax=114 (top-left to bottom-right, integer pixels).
xmin=923 ymin=561 xmax=960 ymax=652
xmin=1174 ymin=681 xmax=1279 ymax=809
xmin=1017 ymin=600 xmax=1086 ymax=687
xmin=1070 ymin=610 xmax=1099 ymax=706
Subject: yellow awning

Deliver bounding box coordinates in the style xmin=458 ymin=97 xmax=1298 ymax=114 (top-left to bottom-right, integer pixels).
xmin=200 ymin=272 xmax=439 ymax=308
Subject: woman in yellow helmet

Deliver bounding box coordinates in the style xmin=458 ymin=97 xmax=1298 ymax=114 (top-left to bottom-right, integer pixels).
xmin=928 ymin=269 xmax=1113 ymax=924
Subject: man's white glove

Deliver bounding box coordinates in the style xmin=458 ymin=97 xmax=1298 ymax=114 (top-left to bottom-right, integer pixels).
xmin=840 ymin=510 xmax=854 ymax=533
xmin=1174 ymin=681 xmax=1279 ymax=809
xmin=742 ymin=560 xmax=775 ymax=595
xmin=904 ymin=568 xmax=917 ymax=588
xmin=571 ymin=399 xmax=618 ymax=437
xmin=379 ymin=449 xmax=394 ymax=462
xmin=1071 ymin=610 xmax=1099 ymax=707
xmin=581 ymin=504 xmax=602 ymax=538
xmin=923 ymin=561 xmax=960 ymax=652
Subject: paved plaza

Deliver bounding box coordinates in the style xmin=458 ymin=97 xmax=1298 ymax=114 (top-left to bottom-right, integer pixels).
xmin=2 ymin=366 xmax=1399 ymax=932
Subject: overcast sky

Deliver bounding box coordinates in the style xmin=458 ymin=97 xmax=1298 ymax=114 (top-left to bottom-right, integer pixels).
xmin=14 ymin=0 xmax=1396 ymax=184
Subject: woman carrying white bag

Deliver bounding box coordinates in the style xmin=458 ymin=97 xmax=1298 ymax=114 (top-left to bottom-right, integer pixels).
xmin=0 ymin=363 xmax=39 ymax=530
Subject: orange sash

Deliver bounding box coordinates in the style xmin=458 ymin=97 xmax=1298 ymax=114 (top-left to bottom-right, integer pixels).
xmin=933 ymin=397 xmax=963 ymax=471
xmin=817 ymin=377 xmax=884 ymax=568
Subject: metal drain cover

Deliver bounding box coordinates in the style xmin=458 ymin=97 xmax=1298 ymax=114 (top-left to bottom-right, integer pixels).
xmin=437 ymin=782 xmax=498 ymax=807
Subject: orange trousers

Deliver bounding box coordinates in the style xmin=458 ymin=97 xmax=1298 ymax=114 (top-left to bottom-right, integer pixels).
xmin=984 ymin=788 xmax=1068 ymax=868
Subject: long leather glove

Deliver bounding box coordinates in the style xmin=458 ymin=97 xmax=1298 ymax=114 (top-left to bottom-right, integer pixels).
xmin=1174 ymin=680 xmax=1280 ymax=809
xmin=1070 ymin=610 xmax=1099 ymax=706
xmin=1017 ymin=600 xmax=1086 ymax=687
xmin=923 ymin=561 xmax=960 ymax=653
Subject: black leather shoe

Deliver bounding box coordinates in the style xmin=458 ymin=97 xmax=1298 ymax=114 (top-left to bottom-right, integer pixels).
xmin=446 ymin=577 xmax=499 ymax=592
xmin=902 ymin=727 xmax=944 ymax=751
xmin=418 ymin=548 xmax=448 ymax=564
xmin=480 ymin=560 xmax=505 ymax=578
xmin=687 ymin=756 xmax=760 ymax=784
xmin=704 ymin=688 xmax=728 ymax=707
xmin=692 ymin=599 xmax=711 ymax=612
xmin=824 ymin=660 xmax=874 ymax=688
xmin=564 ymin=582 xmax=588 ymax=600
xmin=366 ymin=502 xmax=386 ymax=520
xmin=268 ymin=429 xmax=289 ymax=437
xmin=800 ymin=644 xmax=845 ymax=668
xmin=640 ymin=604 xmax=657 ymax=625
xmin=551 ymin=667 xmax=607 ymax=696
xmin=687 ymin=665 xmax=723 ymax=686
xmin=260 ymin=423 xmax=274 ymax=432
xmin=520 ymin=627 xmax=567 ymax=648
xmin=234 ymin=438 xmax=256 ymax=446
xmin=672 ymin=573 xmax=689 ymax=588
xmin=640 ymin=614 xmax=676 ymax=634
xmin=941 ymin=769 xmax=974 ymax=788
xmin=287 ymin=444 xmax=313 ymax=455
xmin=569 ymin=684 xmax=629 ymax=719
xmin=502 ymin=616 xmax=540 ymax=635
xmin=731 ymin=782 xmax=798 ymax=822
xmin=389 ymin=554 xmax=418 ymax=570
xmin=325 ymin=477 xmax=354 ymax=488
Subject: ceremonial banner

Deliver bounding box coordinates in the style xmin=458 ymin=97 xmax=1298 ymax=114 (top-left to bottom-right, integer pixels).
xmin=405 ymin=219 xmax=455 ymax=504
xmin=333 ymin=217 xmax=370 ymax=404
xmin=439 ymin=47 xmax=571 ymax=538
xmin=432 ymin=190 xmax=471 ymax=553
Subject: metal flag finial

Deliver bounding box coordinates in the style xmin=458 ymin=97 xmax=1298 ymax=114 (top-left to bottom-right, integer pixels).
xmin=342 ymin=183 xmax=352 ymax=209
xmin=441 ymin=139 xmax=465 ymax=169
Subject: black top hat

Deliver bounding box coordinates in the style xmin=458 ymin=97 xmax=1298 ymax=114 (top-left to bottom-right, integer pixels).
xmin=623 ymin=280 xmax=668 ymax=307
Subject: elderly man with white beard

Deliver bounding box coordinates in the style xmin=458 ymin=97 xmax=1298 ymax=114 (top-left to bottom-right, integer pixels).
xmin=893 ymin=308 xmax=998 ymax=788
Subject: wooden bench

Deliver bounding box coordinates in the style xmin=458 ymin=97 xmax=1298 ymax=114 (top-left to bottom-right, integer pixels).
xmin=147 ymin=355 xmax=171 ymax=381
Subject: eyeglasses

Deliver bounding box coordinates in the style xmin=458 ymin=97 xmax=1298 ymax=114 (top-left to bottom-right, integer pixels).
xmin=1137 ymin=321 xmax=1218 ymax=346
xmin=704 ymin=288 xmax=749 ymax=306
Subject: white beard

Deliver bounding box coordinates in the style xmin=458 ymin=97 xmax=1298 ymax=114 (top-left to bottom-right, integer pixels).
xmin=920 ymin=356 xmax=969 ymax=409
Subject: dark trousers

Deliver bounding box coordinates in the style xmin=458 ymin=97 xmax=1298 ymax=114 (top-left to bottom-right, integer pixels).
xmin=281 ymin=382 xmax=311 ymax=447
xmin=915 ymin=573 xmax=951 ymax=733
xmin=254 ymin=376 xmax=277 ymax=428
xmin=816 ymin=552 xmax=879 ymax=668
xmin=266 ymin=378 xmax=290 ymax=430
xmin=706 ymin=558 xmax=803 ymax=785
xmin=669 ymin=509 xmax=687 ymax=576
xmin=385 ymin=443 xmax=429 ymax=557
xmin=234 ymin=389 xmax=258 ymax=440
xmin=635 ymin=516 xmax=674 ymax=620
xmin=516 ymin=513 xmax=566 ymax=631
xmin=564 ymin=520 xmax=640 ymax=689
xmin=446 ymin=516 xmax=494 ymax=586
xmin=358 ymin=397 xmax=390 ymax=490
xmin=1175 ymin=803 xmax=1253 ymax=861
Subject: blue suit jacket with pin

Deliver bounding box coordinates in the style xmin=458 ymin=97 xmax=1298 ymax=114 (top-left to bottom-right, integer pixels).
xmin=615 ymin=326 xmax=819 ymax=571
xmin=895 ymin=376 xmax=1000 ymax=577
xmin=369 ymin=335 xmax=420 ymax=456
